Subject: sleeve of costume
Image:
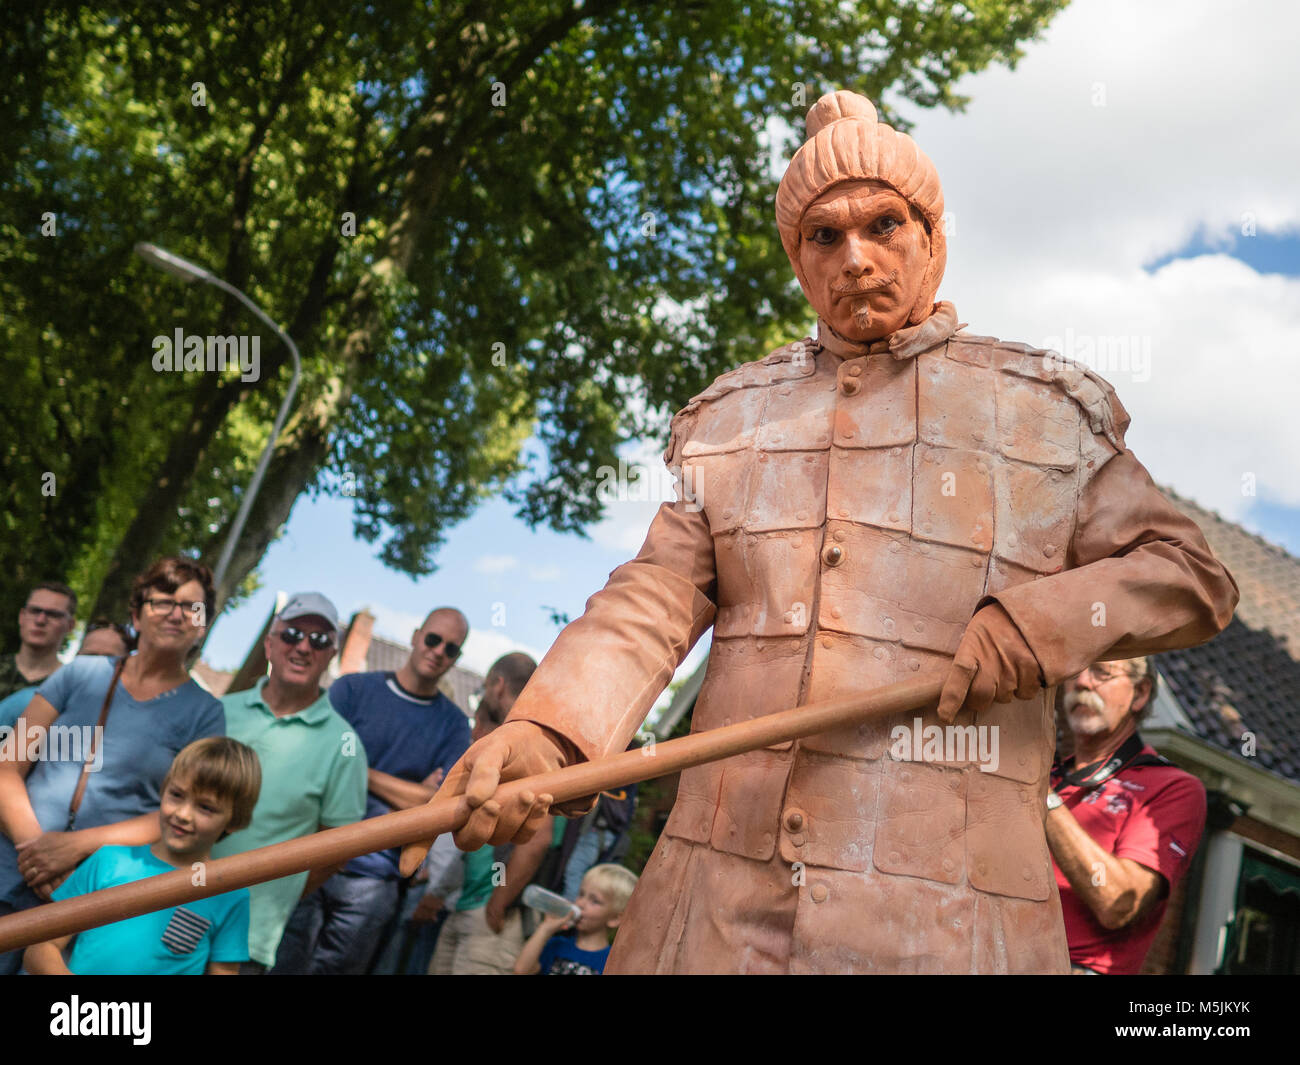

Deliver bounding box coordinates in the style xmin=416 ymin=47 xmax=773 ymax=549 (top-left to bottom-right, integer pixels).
xmin=1114 ymin=774 xmax=1207 ymax=888
xmin=508 ymin=412 xmax=718 ymax=762
xmin=984 ymin=388 xmax=1239 ymax=686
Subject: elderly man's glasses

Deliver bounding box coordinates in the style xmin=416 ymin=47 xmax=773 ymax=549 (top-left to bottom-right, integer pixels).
xmin=423 ymin=632 xmax=462 ymax=660
xmin=1081 ymin=663 xmax=1133 ymax=683
xmin=277 ymin=626 xmax=334 ymax=651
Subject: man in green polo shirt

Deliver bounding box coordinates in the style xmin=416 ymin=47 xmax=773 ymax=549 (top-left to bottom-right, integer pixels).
xmin=211 ymin=592 xmax=368 ymax=973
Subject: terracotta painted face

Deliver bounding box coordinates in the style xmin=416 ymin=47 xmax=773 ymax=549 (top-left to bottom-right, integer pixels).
xmin=797 ymin=180 xmax=931 ymax=342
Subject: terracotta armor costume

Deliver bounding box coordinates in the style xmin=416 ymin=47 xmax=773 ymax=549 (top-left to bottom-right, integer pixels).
xmin=508 ymin=299 xmax=1237 ymax=972
xmin=444 ymin=90 xmax=1239 ymax=973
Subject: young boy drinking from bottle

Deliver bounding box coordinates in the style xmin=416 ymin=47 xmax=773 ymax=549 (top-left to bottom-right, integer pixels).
xmin=514 ymin=863 xmax=638 ymax=975
xmin=24 ymin=737 xmax=260 ymax=975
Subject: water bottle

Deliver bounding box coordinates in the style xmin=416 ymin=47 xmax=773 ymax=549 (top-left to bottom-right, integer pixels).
xmin=522 ymin=885 xmax=581 ymax=922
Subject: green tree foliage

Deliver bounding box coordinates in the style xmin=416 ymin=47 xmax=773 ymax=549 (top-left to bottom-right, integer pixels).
xmin=0 ymin=0 xmax=1066 ymax=639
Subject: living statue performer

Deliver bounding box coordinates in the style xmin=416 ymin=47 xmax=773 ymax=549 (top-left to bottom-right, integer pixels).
xmin=404 ymin=90 xmax=1239 ymax=973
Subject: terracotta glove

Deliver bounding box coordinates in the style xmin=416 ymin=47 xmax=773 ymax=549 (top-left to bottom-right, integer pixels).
xmin=937 ymin=602 xmax=1044 ymax=723
xmin=398 ymin=721 xmax=580 ymax=877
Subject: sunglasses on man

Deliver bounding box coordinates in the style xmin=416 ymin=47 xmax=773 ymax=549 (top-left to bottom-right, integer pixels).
xmin=423 ymin=632 xmax=462 ymax=660
xmin=277 ymin=625 xmax=335 ymax=651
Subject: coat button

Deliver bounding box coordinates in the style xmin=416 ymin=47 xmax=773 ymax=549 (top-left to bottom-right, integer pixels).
xmin=830 ymin=606 xmax=842 ymax=619
xmin=811 ymin=884 xmax=829 ymax=903
xmin=840 ymin=378 xmax=861 ymax=396
xmin=784 ymin=810 xmax=804 ymax=831
xmin=822 ymin=545 xmax=844 ymax=566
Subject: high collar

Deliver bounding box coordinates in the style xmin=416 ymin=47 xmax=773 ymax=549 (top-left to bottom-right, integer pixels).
xmin=813 ymin=300 xmax=963 ymax=362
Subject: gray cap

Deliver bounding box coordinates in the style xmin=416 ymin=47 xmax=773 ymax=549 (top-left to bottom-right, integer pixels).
xmin=277 ymin=592 xmax=340 ymax=635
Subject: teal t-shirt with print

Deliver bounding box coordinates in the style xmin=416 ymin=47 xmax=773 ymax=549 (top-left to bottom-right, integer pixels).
xmin=51 ymin=845 xmax=249 ymax=974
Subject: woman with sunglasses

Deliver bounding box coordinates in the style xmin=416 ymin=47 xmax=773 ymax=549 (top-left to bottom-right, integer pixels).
xmin=0 ymin=557 xmax=225 ymax=971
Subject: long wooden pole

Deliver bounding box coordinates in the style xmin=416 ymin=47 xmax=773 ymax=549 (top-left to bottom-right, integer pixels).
xmin=0 ymin=677 xmax=942 ymax=954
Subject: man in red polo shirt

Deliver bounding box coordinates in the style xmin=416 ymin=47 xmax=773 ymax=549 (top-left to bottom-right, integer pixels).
xmin=1047 ymin=657 xmax=1206 ymax=974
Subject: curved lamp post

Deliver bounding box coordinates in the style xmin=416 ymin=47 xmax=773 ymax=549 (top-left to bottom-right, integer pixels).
xmin=134 ymin=242 xmax=302 ymax=598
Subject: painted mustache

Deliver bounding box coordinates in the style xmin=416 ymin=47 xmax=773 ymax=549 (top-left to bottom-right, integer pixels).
xmin=833 ymin=272 xmax=897 ymax=299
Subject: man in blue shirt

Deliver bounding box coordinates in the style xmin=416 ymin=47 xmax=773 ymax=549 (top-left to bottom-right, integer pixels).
xmin=272 ymin=606 xmax=472 ymax=974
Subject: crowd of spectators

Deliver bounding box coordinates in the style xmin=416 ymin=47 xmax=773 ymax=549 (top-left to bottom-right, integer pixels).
xmin=0 ymin=565 xmax=636 ymax=975
xmin=1 ymin=564 xmax=1197 ymax=976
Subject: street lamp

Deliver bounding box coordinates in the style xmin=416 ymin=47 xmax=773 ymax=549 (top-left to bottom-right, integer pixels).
xmin=134 ymin=242 xmax=302 ymax=599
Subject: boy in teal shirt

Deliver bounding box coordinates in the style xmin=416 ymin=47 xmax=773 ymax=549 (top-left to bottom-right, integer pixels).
xmin=25 ymin=736 xmax=261 ymax=975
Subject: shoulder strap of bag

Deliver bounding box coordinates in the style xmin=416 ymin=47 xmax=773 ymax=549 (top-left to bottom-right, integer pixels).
xmin=65 ymin=656 xmax=126 ymax=831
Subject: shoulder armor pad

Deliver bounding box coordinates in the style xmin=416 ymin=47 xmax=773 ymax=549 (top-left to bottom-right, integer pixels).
xmin=950 ymin=332 xmax=1130 ymax=451
xmin=663 ymin=338 xmax=817 ymax=464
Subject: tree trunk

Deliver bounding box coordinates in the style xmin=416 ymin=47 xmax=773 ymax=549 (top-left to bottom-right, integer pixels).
xmin=89 ymin=376 xmax=246 ymax=619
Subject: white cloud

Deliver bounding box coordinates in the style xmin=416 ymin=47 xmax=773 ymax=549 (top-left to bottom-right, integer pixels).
xmin=527 ymin=564 xmax=564 ymax=581
xmin=472 ymin=554 xmax=519 ymax=575
xmin=889 ymin=0 xmax=1300 ymax=525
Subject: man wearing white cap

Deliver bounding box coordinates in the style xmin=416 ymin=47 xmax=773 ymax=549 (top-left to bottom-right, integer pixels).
xmin=211 ymin=592 xmax=368 ymax=973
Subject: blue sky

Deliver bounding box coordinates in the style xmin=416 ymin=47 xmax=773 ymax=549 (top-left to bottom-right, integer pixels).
xmin=205 ymin=0 xmax=1300 ymax=690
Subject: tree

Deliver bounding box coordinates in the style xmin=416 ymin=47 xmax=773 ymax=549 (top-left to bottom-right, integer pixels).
xmin=0 ymin=0 xmax=1067 ymax=640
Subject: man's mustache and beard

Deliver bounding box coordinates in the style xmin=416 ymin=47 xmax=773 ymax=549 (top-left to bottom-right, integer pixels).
xmin=834 ymin=272 xmax=897 ymax=332
xmin=1063 ymin=688 xmax=1109 ymax=737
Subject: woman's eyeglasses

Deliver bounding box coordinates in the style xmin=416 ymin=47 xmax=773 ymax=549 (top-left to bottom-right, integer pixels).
xmin=277 ymin=626 xmax=335 ymax=651
xmin=423 ymin=632 xmax=462 ymax=660
xmin=143 ymin=597 xmax=204 ymax=618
